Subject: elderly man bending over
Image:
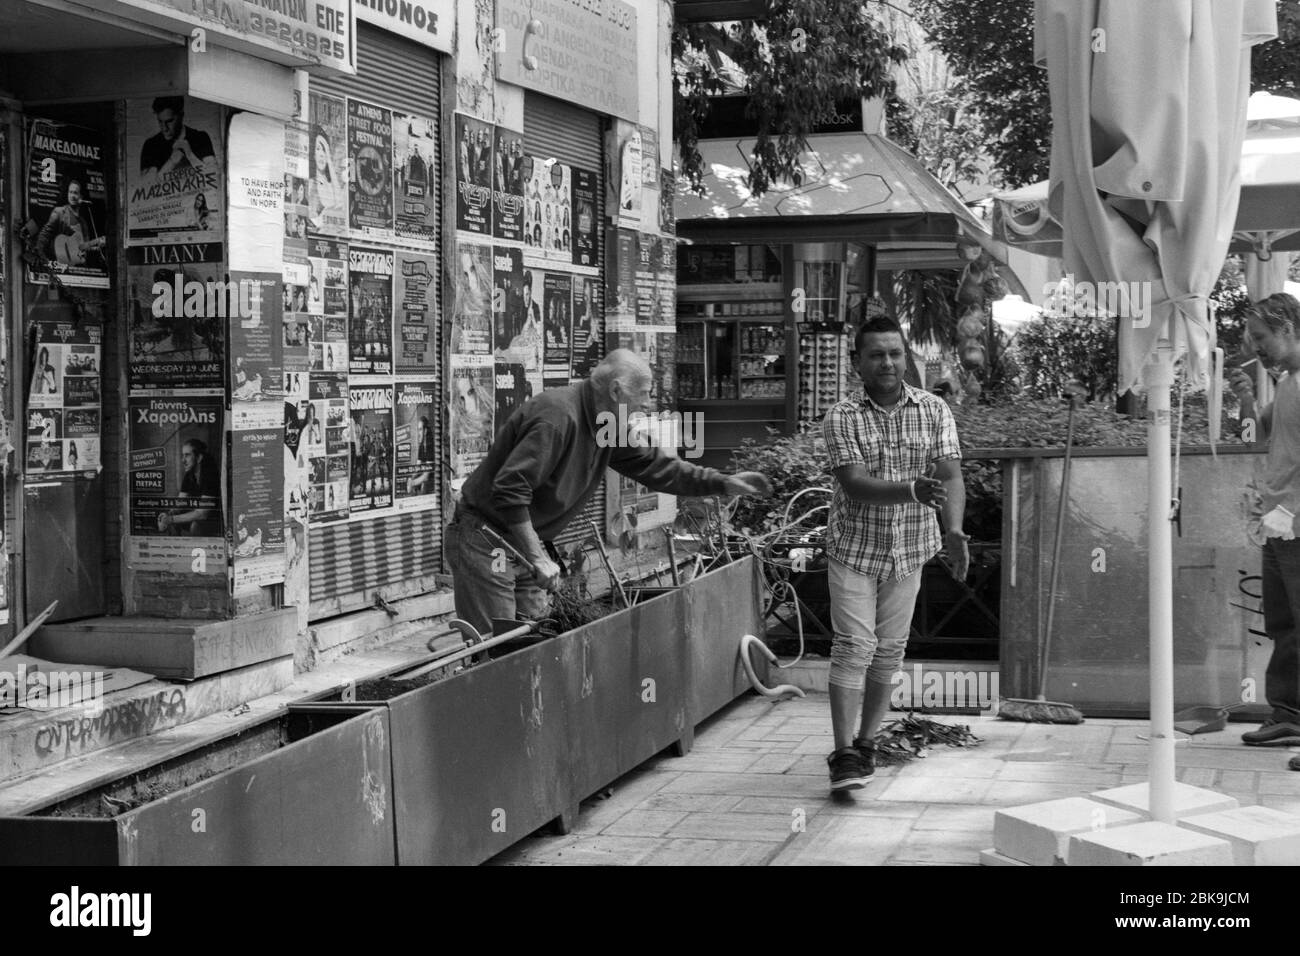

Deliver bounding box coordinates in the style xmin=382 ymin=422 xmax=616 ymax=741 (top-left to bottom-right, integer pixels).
xmin=446 ymin=349 xmax=771 ymax=634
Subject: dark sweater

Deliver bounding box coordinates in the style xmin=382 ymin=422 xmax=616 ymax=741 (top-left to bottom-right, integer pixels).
xmin=461 ymin=381 xmax=727 ymax=540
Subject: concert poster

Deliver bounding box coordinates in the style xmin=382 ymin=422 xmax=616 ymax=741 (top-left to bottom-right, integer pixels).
xmin=570 ymin=275 xmax=602 ymax=379
xmin=393 ymin=112 xmax=438 ymax=246
xmin=348 ymin=246 xmax=394 ymax=375
xmin=26 ymin=319 xmax=102 ymax=477
xmin=571 ymin=167 xmax=599 ymax=267
xmin=454 ymin=113 xmax=492 ymax=236
xmin=306 ymin=374 xmax=349 ymax=522
xmin=492 ymin=125 xmax=525 ymax=243
xmin=451 ymin=239 xmax=493 ymax=356
xmin=26 ymin=119 xmax=110 ymax=288
xmin=396 ymin=249 xmax=439 ymax=370
xmin=128 ymin=394 xmax=224 ymax=539
xmin=231 ymin=427 xmax=285 ymax=592
xmin=448 ymin=354 xmax=493 ymax=483
xmin=125 ymin=98 xmax=224 ymax=246
xmin=126 ymin=242 xmax=226 ymax=390
xmin=307 ymin=237 xmax=348 ymax=374
xmin=347 ymin=384 xmax=394 ymax=512
xmin=394 ymin=381 xmax=438 ymax=510
xmin=228 ymin=272 xmax=284 ymax=431
xmin=542 ymin=271 xmax=573 ymax=388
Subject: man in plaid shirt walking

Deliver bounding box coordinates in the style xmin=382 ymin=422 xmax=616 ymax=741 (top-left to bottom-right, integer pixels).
xmin=822 ymin=316 xmax=970 ymax=791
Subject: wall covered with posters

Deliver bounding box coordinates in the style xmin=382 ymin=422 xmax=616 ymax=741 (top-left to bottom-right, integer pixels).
xmin=298 ymin=22 xmax=445 ymax=617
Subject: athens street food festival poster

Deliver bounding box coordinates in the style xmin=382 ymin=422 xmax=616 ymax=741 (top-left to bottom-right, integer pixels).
xmin=126 ymin=243 xmax=226 ymax=390
xmin=25 ymin=119 xmax=110 ymax=288
xmin=348 ymin=98 xmax=394 ymax=240
xmin=125 ymin=98 xmax=224 ymax=246
xmin=26 ymin=320 xmax=102 ymax=478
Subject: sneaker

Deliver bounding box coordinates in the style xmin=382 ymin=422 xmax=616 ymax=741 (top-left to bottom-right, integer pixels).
xmin=852 ymin=736 xmax=878 ymax=775
xmin=827 ymin=747 xmax=871 ymax=791
xmin=1241 ymin=718 xmax=1300 ymax=746
xmin=1289 ymin=755 xmax=1300 ymax=772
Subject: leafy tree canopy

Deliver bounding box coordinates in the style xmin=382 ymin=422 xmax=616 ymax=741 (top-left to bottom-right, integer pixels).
xmin=673 ymin=2 xmax=906 ymax=197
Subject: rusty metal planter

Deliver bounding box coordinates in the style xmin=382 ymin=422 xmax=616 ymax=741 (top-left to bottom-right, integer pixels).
xmin=0 ymin=705 xmax=394 ymax=865
xmin=326 ymin=556 xmax=764 ymax=865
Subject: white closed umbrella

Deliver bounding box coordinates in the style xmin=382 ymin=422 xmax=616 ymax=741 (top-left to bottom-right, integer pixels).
xmin=1035 ymin=0 xmax=1277 ymax=824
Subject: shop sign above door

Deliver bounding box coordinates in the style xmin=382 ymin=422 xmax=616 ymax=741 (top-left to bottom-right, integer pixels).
xmin=355 ymin=0 xmax=453 ymax=53
xmin=494 ymin=0 xmax=639 ymax=123
xmin=95 ymin=0 xmax=357 ymax=74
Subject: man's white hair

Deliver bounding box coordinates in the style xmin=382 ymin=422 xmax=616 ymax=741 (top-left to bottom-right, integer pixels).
xmin=591 ymin=348 xmax=651 ymax=395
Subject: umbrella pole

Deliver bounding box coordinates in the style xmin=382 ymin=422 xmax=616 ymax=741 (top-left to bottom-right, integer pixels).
xmin=1144 ymin=339 xmax=1177 ymax=824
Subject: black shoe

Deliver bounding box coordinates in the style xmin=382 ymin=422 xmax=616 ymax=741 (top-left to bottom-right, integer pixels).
xmin=1242 ymin=719 xmax=1300 ymax=746
xmin=1289 ymin=755 xmax=1300 ymax=772
xmin=827 ymin=747 xmax=871 ymax=791
xmin=852 ymin=736 xmax=878 ymax=774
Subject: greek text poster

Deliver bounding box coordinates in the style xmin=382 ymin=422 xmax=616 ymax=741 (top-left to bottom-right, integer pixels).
xmin=396 ymin=249 xmax=438 ymax=370
xmin=125 ymin=97 xmax=224 ymax=246
xmin=231 ymin=427 xmax=285 ymax=593
xmin=229 ymin=272 xmax=284 ymax=431
xmin=26 ymin=119 xmax=110 ymax=288
xmin=394 ymin=381 xmax=438 ymax=511
xmin=128 ymin=394 xmax=224 ymax=539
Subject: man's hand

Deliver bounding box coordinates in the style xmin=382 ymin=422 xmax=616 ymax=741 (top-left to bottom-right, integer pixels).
xmin=913 ymin=475 xmax=947 ymax=509
xmin=530 ymin=555 xmax=562 ymax=592
xmin=1228 ymin=368 xmax=1255 ymax=404
xmin=723 ymin=471 xmax=774 ymax=497
xmin=944 ymin=529 xmax=970 ymax=581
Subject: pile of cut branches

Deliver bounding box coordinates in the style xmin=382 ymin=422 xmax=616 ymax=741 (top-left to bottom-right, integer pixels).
xmin=871 ymin=714 xmax=983 ymax=766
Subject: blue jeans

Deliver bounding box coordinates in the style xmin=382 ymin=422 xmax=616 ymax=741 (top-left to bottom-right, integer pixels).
xmin=1262 ymin=538 xmax=1300 ymax=722
xmin=444 ymin=509 xmax=550 ymax=637
xmin=827 ymin=558 xmax=923 ymax=691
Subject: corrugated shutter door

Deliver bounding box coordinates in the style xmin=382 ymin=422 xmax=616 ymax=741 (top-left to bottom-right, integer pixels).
xmin=524 ymin=93 xmax=606 ymax=550
xmin=307 ymin=24 xmax=444 ymax=619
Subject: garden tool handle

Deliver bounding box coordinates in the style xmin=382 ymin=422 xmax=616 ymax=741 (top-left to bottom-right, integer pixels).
xmin=479 ymin=524 xmax=544 ymax=580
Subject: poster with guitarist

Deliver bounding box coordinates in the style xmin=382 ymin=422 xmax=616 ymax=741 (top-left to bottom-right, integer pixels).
xmin=25 ymin=119 xmax=109 ymax=289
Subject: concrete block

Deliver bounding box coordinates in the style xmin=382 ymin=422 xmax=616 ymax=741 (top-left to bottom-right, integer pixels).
xmin=1178 ymin=805 xmax=1300 ymax=866
xmin=32 ymin=609 xmax=298 ymax=679
xmin=1068 ymin=822 xmax=1233 ymax=866
xmin=994 ymin=797 xmax=1144 ymax=865
xmin=1089 ymin=782 xmax=1238 ymax=820
xmin=980 ymin=848 xmax=1029 ymax=866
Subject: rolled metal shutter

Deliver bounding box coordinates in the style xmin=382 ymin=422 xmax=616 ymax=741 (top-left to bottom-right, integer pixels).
xmin=523 ymin=93 xmax=606 ymax=550
xmin=307 ymin=24 xmax=444 ymax=619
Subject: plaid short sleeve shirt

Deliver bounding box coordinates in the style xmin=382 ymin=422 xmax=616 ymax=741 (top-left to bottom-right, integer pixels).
xmin=822 ymin=383 xmax=961 ymax=580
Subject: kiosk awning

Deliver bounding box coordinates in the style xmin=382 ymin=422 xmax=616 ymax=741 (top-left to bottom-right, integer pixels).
xmin=675 ymin=133 xmax=1001 ymax=259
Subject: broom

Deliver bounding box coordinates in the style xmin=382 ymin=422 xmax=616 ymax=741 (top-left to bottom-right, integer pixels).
xmin=998 ymin=387 xmax=1085 ymax=724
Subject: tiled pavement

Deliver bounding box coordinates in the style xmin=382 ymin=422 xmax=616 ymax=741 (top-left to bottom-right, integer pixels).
xmin=488 ymin=692 xmax=1300 ymax=866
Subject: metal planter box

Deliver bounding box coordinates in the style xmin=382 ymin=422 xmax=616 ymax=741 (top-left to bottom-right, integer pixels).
xmin=0 ymin=705 xmax=394 ymax=865
xmin=330 ymin=556 xmax=763 ymax=865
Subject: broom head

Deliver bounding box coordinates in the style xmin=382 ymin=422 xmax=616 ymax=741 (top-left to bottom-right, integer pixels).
xmin=997 ymin=697 xmax=1084 ymax=724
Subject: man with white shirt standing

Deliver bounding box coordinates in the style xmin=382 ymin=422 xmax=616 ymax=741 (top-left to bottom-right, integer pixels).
xmin=1230 ymin=293 xmax=1300 ymax=766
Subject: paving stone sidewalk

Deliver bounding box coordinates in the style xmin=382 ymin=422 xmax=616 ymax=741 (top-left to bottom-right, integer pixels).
xmin=488 ymin=692 xmax=1300 ymax=866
